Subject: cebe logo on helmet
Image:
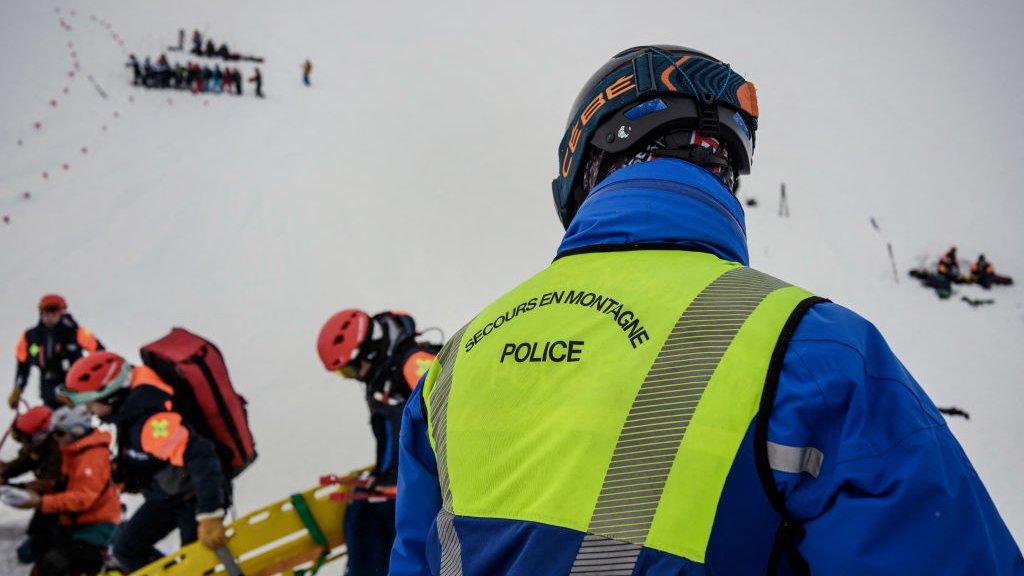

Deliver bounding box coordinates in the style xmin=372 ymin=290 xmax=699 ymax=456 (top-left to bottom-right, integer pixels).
xmin=317 ymin=309 xmax=371 ymax=375
xmin=38 ymin=293 xmax=67 ymax=313
xmin=14 ymin=406 xmax=53 ymax=445
xmin=62 ymin=351 xmax=132 ymax=404
xmin=552 ymin=45 xmax=760 ymax=228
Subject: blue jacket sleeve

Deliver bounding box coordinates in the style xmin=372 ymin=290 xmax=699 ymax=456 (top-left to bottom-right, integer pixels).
xmin=769 ymin=303 xmax=1023 ymax=574
xmin=390 ymin=382 xmax=442 ymax=576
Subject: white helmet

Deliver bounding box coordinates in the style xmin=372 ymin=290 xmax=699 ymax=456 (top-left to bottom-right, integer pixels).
xmin=51 ymin=405 xmax=94 ymax=439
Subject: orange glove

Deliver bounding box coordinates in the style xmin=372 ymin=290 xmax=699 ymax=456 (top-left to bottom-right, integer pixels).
xmin=197 ymin=512 xmax=228 ymax=549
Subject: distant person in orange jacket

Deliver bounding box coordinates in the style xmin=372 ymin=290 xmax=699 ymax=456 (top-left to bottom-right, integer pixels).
xmin=970 ymin=253 xmax=995 ymax=288
xmin=1 ymin=405 xmax=121 ymax=576
xmin=969 ymin=253 xmax=1014 ymax=289
xmin=10 ymin=294 xmax=104 ymax=409
xmin=302 ymin=59 xmax=312 ymax=86
xmin=936 ymin=246 xmax=960 ymax=281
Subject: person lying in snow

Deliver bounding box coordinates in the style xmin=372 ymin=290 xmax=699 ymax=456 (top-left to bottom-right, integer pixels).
xmin=909 ymin=267 xmax=953 ymax=299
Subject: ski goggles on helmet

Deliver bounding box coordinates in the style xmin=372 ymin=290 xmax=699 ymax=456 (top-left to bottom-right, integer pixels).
xmin=60 ymin=362 xmax=132 ymax=405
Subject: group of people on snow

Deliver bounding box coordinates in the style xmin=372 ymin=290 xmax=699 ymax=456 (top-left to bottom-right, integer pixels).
xmin=3 ymin=294 xmax=438 ymax=575
xmin=910 ymin=246 xmax=1014 ymax=299
xmin=177 ymin=29 xmax=263 ymax=63
xmin=3 ymin=296 xmax=237 ymax=574
xmin=126 ymin=53 xmax=263 ymax=98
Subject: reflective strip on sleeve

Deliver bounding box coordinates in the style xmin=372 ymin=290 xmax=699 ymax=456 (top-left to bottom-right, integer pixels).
xmin=569 ymin=534 xmax=641 ymax=576
xmin=766 ymin=441 xmax=823 ymax=478
xmin=427 ymin=326 xmax=468 ymax=512
xmin=435 ymin=508 xmax=465 ymax=576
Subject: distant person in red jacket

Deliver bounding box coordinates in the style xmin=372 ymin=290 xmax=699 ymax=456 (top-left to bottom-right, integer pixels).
xmin=1 ymin=405 xmax=121 ymax=576
xmin=222 ymin=67 xmax=235 ymax=94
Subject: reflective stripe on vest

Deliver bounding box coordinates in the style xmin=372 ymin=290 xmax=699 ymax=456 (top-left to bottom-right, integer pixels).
xmin=422 ymin=250 xmax=815 ymax=569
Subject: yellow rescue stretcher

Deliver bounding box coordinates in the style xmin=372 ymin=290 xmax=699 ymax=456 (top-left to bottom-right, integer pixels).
xmin=118 ymin=471 xmax=362 ymax=576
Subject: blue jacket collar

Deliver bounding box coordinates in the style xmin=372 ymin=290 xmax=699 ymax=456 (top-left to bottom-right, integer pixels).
xmin=557 ymin=159 xmax=749 ymax=265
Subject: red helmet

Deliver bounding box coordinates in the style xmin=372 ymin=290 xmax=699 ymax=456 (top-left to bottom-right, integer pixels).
xmin=63 ymin=351 xmax=131 ymax=404
xmin=14 ymin=406 xmax=53 ymax=438
xmin=38 ymin=293 xmax=67 ymax=312
xmin=317 ymin=309 xmax=371 ymax=372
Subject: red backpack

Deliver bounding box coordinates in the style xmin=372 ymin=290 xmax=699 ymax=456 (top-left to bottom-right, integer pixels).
xmin=140 ymin=328 xmax=256 ymax=478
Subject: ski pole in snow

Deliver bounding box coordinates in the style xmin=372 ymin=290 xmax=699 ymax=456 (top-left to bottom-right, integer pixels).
xmin=215 ymin=546 xmax=245 ymax=576
xmin=887 ymin=242 xmax=899 ymax=284
xmin=778 ymin=183 xmax=790 ymax=218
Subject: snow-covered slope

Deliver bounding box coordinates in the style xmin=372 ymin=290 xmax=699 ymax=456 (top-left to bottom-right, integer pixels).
xmin=1 ymin=0 xmax=1021 ymax=565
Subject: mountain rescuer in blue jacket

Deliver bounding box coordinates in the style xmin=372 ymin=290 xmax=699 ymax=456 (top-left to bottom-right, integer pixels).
xmin=389 ymin=45 xmax=1023 ymax=575
xmin=317 ymin=309 xmax=441 ymax=576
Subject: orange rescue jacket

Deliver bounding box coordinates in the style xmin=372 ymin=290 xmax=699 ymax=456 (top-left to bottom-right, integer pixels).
xmin=40 ymin=429 xmax=121 ymax=526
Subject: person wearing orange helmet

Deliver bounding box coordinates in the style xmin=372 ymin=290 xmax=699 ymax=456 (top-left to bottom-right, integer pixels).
xmin=60 ymin=351 xmax=231 ymax=572
xmin=10 ymin=294 xmax=104 ymax=409
xmin=2 ymin=405 xmax=122 ymax=576
xmin=0 ymin=406 xmax=64 ymax=566
xmin=317 ymin=309 xmax=441 ymax=576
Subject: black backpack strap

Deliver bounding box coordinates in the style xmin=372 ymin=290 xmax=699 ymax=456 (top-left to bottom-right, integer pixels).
xmin=754 ymin=296 xmax=829 ymax=576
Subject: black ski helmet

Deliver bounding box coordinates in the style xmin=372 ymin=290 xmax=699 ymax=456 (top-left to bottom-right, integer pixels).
xmin=552 ymin=45 xmax=759 ymax=228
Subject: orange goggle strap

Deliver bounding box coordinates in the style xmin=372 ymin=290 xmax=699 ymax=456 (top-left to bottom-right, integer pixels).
xmin=61 ymin=363 xmax=131 ymax=405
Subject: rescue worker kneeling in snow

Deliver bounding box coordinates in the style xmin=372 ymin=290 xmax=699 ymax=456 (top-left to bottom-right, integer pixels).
xmin=1 ymin=405 xmax=120 ymax=576
xmin=317 ymin=309 xmax=441 ymax=576
xmin=390 ymin=46 xmax=1022 ymax=575
xmin=61 ymin=351 xmax=231 ymax=572
xmin=0 ymin=406 xmax=64 ymax=565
